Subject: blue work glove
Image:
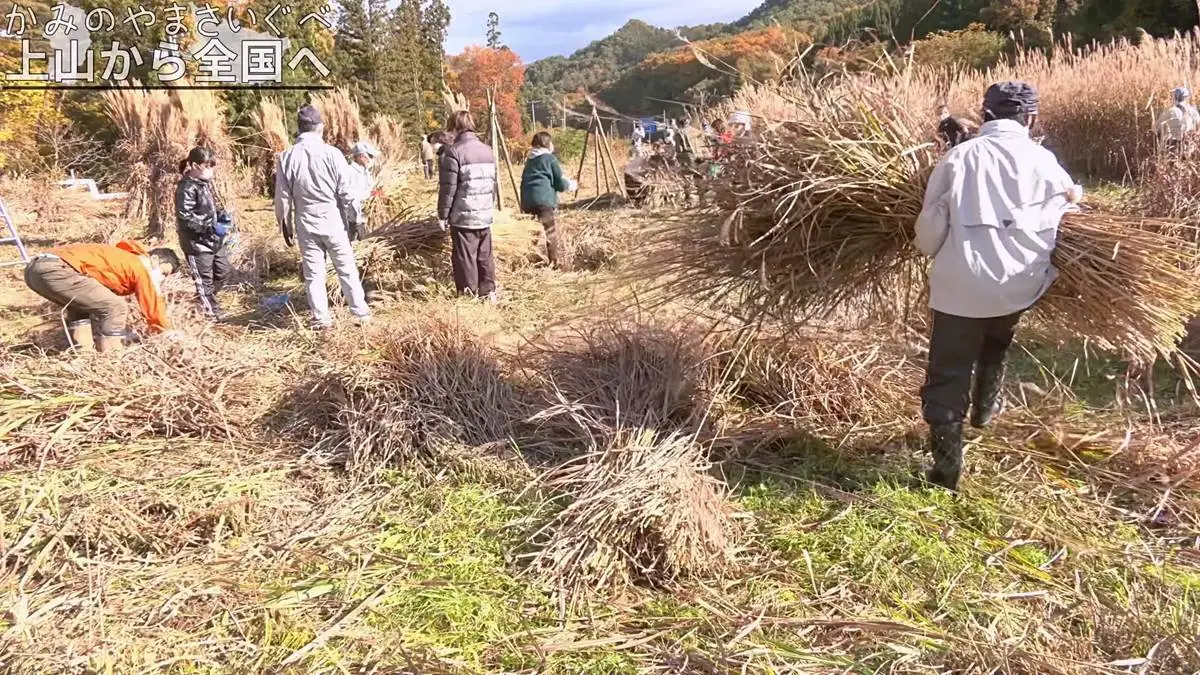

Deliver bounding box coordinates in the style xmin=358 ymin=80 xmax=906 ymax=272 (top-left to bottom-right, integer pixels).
xmin=214 ymin=210 xmax=233 ymax=238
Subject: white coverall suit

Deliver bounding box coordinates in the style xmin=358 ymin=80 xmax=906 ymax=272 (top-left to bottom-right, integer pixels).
xmin=274 ymin=131 xmax=371 ymax=326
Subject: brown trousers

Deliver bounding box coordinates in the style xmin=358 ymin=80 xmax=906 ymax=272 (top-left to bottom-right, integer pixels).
xmin=24 ymin=256 xmax=129 ymax=336
xmin=532 ymin=206 xmax=565 ymax=268
xmin=450 ymin=227 xmax=496 ymax=296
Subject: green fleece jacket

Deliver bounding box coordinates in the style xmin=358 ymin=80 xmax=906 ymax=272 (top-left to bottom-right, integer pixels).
xmin=520 ymin=148 xmax=570 ymax=212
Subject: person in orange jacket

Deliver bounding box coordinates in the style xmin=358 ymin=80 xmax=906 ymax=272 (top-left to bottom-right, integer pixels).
xmin=23 ymin=240 xmax=181 ymax=352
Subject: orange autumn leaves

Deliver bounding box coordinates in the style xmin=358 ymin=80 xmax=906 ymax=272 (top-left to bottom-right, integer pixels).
xmin=447 ymin=46 xmax=526 ymax=140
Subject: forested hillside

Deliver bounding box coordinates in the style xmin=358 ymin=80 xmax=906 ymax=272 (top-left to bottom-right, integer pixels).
xmin=523 ymin=20 xmax=685 ymax=122
xmin=521 ymin=0 xmax=1200 ymax=118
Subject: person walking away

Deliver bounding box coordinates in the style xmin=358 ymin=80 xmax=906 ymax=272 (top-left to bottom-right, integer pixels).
xmin=1155 ymin=86 xmax=1200 ymax=155
xmin=914 ymin=81 xmax=1082 ymax=491
xmin=24 ymin=241 xmax=179 ymax=352
xmin=520 ymin=131 xmax=578 ymax=269
xmin=346 ymin=140 xmax=380 ymax=241
xmin=936 ymin=104 xmax=973 ymax=148
xmin=438 ymin=110 xmax=499 ymax=302
xmin=175 ymin=147 xmax=233 ymax=321
xmin=421 ymin=134 xmax=437 ymax=179
xmin=632 ymin=122 xmax=646 ymax=156
xmin=275 ymin=105 xmax=372 ymax=329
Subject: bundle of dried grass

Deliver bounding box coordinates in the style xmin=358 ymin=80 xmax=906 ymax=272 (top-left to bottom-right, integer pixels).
xmin=311 ymin=87 xmax=363 ymax=155
xmin=361 ymin=114 xmax=421 ymax=231
xmin=722 ymin=329 xmax=921 ymax=434
xmin=294 ymin=320 xmax=522 ymax=478
xmin=249 ymin=97 xmax=291 ymax=194
xmin=528 ymin=429 xmax=741 ymax=603
xmin=105 ymin=84 xmax=236 ymax=238
xmin=102 ymin=85 xmax=170 ymax=224
xmin=325 ymin=236 xmax=399 ymax=297
xmin=522 ymin=319 xmax=723 ymax=445
xmin=0 ymin=333 xmax=291 ymax=461
xmin=647 ymin=81 xmax=1200 ymax=363
xmin=368 ymin=114 xmax=411 ymax=165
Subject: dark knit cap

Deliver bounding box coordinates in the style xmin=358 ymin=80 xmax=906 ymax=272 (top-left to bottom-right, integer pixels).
xmin=297 ymin=105 xmax=322 ymax=129
xmin=983 ymin=81 xmax=1039 ymax=117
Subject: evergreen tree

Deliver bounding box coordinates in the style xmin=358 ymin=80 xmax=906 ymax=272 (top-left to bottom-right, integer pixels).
xmin=486 ymin=12 xmax=503 ymax=49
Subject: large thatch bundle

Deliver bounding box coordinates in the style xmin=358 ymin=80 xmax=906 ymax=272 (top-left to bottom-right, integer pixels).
xmin=527 ymin=429 xmax=741 ymax=604
xmin=249 ymin=98 xmax=290 ymax=195
xmin=104 ymin=84 xmax=235 ymax=238
xmin=310 ymin=87 xmax=363 ymax=155
xmin=647 ymin=80 xmax=1200 ymax=364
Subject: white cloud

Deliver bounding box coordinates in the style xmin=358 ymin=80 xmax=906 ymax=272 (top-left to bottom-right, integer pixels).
xmin=443 ymin=0 xmax=763 ymax=61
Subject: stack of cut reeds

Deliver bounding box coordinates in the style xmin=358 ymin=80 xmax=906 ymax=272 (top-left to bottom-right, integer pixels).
xmin=311 ymin=87 xmax=364 ymax=156
xmin=249 ymin=98 xmax=291 ymax=195
xmin=650 ymin=80 xmax=1200 ymax=364
xmin=104 ymin=83 xmax=235 ymax=238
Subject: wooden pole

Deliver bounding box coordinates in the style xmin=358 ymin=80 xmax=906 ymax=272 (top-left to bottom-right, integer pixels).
xmin=593 ymin=112 xmax=603 ymax=197
xmin=573 ymin=111 xmax=593 ymax=201
xmin=495 ymin=123 xmax=521 ymax=211
xmin=594 ymin=110 xmax=626 ymax=200
xmin=488 ymin=89 xmax=504 ymax=210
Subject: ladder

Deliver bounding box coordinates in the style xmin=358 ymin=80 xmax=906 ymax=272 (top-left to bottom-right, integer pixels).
xmin=0 ymin=195 xmax=30 ymax=268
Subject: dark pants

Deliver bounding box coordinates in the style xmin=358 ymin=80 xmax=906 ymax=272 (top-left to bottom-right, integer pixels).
xmin=921 ymin=309 xmax=1023 ymax=425
xmin=24 ymin=256 xmax=128 ymax=336
xmin=533 ymin=206 xmax=564 ymax=268
xmin=450 ymin=227 xmax=496 ymax=296
xmin=186 ymin=246 xmax=231 ymax=318
xmin=423 ymin=160 xmax=434 ymax=179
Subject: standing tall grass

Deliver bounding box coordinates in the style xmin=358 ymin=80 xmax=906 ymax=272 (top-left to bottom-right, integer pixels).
xmin=912 ymin=31 xmax=1200 ymax=179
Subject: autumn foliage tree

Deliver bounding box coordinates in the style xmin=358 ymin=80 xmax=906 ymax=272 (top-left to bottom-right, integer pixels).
xmin=447 ymin=46 xmax=525 ymax=141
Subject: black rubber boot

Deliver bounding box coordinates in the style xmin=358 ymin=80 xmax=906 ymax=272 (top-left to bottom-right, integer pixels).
xmin=970 ymin=364 xmax=1005 ymax=429
xmin=926 ymin=422 xmax=964 ymax=491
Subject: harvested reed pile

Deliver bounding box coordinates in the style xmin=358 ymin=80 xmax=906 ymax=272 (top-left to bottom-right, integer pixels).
xmin=102 ymin=85 xmax=170 ymax=224
xmin=722 ymin=329 xmax=921 ymax=434
xmin=521 ymin=319 xmax=725 ymax=445
xmin=249 ymin=97 xmax=290 ymax=194
xmin=311 ymin=87 xmax=363 ymax=155
xmin=648 ymin=81 xmax=1200 ymax=364
xmin=292 ymin=319 xmax=522 ymax=478
xmin=0 ymin=332 xmax=294 ymax=463
xmin=528 ymin=429 xmax=741 ymax=603
xmin=368 ymin=113 xmax=411 ymax=165
xmin=325 ymin=220 xmax=450 ymax=297
xmin=104 ymin=84 xmax=236 ymax=237
xmin=557 ymin=208 xmax=644 ymax=271
xmin=866 ymin=32 xmax=1200 ymax=179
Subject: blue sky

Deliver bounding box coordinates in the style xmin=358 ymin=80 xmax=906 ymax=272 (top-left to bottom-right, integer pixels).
xmin=444 ymin=0 xmax=765 ymax=62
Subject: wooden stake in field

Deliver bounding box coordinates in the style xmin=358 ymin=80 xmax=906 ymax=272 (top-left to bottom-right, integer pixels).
xmin=486 ymin=88 xmax=521 ymax=211
xmin=572 ymin=107 xmax=627 ymax=204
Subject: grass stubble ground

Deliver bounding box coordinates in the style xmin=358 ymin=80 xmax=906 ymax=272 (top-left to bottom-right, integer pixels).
xmin=0 ymin=179 xmax=1197 ymax=674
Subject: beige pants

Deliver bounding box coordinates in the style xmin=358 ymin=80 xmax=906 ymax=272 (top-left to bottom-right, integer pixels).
xmin=24 ymin=256 xmax=129 ymax=336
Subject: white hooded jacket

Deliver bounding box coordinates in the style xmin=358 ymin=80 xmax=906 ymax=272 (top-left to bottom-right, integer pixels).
xmin=915 ymin=118 xmax=1079 ymax=319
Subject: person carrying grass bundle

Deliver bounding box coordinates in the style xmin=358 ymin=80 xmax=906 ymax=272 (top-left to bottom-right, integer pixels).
xmin=346 ymin=140 xmax=381 ymax=242
xmin=1155 ymin=86 xmax=1200 ymax=155
xmin=176 ymin=146 xmax=233 ymax=321
xmin=24 ymin=241 xmax=179 ymax=352
xmin=275 ymin=105 xmax=372 ymax=329
xmin=520 ymin=131 xmax=577 ymax=269
xmin=915 ymin=81 xmax=1082 ymax=492
xmin=438 ymin=110 xmax=500 ymax=303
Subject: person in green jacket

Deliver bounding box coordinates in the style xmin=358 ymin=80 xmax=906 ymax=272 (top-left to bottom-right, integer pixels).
xmin=520 ymin=131 xmax=577 ymax=269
